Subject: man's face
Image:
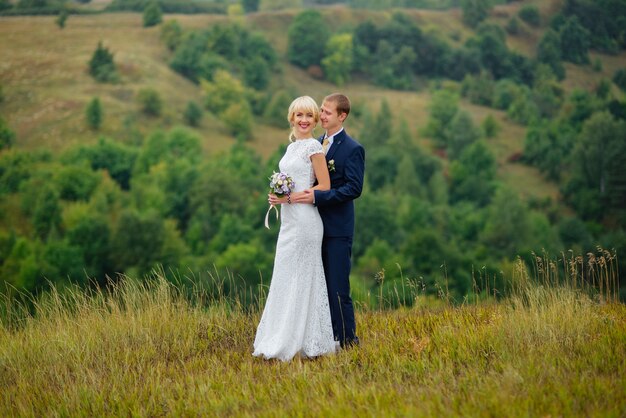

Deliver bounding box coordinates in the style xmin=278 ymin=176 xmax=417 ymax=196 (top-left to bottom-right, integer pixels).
xmin=320 ymin=100 xmax=346 ymax=133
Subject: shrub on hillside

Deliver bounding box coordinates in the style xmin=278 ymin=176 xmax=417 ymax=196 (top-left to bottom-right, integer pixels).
xmin=88 ymin=42 xmax=118 ymax=83
xmin=142 ymin=1 xmax=162 ymax=27
xmin=505 ymin=16 xmax=520 ymax=35
xmin=518 ymin=5 xmax=540 ymax=27
xmin=0 ymin=117 xmax=15 ymax=150
xmin=461 ymin=0 xmax=491 ymax=28
xmin=85 ymin=97 xmax=103 ymax=130
xmin=221 ymin=102 xmax=253 ymax=141
xmin=55 ymin=9 xmax=67 ymax=28
xmin=183 ymin=101 xmax=202 ymax=127
xmin=137 ymin=88 xmax=162 ymax=117
xmin=614 ymin=68 xmax=626 ymax=92
xmin=160 ymin=20 xmax=182 ymax=51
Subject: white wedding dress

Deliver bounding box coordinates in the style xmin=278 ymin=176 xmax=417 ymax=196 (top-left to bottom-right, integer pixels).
xmin=253 ymin=138 xmax=336 ymax=361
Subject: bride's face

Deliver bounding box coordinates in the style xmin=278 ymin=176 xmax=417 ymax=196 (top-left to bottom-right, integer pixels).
xmin=292 ymin=109 xmax=316 ymax=138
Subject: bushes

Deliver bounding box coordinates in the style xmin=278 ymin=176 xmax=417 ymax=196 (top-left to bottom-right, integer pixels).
xmin=614 ymin=68 xmax=626 ymax=92
xmin=518 ymin=5 xmax=540 ymax=27
xmin=137 ymin=88 xmax=162 ymax=117
xmin=85 ymin=97 xmax=103 ymax=130
xmin=287 ymin=10 xmax=328 ymax=69
xmin=88 ymin=42 xmax=118 ymax=83
xmin=142 ymin=1 xmax=162 ymax=27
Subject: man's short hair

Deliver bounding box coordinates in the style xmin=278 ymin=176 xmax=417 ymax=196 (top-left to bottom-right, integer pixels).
xmin=324 ymin=93 xmax=351 ymax=117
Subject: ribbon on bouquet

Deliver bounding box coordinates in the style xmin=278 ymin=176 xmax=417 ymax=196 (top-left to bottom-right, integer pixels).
xmin=264 ymin=204 xmax=279 ymax=229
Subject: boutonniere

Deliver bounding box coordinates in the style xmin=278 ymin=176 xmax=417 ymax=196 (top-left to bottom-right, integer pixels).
xmin=327 ymin=159 xmax=335 ymax=172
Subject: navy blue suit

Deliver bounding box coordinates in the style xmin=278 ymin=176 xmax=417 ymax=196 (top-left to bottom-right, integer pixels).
xmin=314 ymin=129 xmax=365 ymax=347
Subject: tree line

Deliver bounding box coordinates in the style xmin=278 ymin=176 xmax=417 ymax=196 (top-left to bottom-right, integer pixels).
xmin=1 ymin=1 xmax=625 ymax=304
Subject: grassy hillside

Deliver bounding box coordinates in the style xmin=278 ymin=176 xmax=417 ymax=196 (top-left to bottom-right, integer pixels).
xmin=1 ymin=274 xmax=624 ymax=416
xmin=4 ymin=2 xmax=624 ymax=204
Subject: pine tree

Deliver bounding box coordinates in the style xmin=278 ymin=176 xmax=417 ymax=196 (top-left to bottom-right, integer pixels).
xmin=86 ymin=97 xmax=103 ymax=130
xmin=89 ymin=42 xmax=118 ymax=83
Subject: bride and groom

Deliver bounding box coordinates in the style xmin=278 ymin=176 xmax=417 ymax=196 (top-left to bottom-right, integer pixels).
xmin=253 ymin=93 xmax=365 ymax=362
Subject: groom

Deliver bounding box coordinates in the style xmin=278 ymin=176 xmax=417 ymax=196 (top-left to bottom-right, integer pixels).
xmin=294 ymin=93 xmax=365 ymax=348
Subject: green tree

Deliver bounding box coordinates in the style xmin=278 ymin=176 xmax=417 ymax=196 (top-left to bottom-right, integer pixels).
xmin=214 ymin=239 xmax=273 ymax=301
xmin=505 ymin=16 xmax=520 ymax=35
xmin=263 ymin=89 xmax=294 ymax=128
xmin=449 ymin=140 xmax=496 ymax=206
xmin=142 ymin=1 xmax=162 ymax=28
xmin=507 ymin=88 xmax=539 ymax=125
xmin=518 ymin=5 xmax=540 ymax=27
xmin=32 ymin=184 xmax=61 ymax=240
xmin=0 ymin=0 xmax=12 ymax=11
xmin=85 ymin=97 xmax=103 ymax=130
xmin=0 ymin=117 xmax=15 ymax=150
xmin=461 ymin=72 xmax=494 ymax=106
xmin=88 ymin=41 xmax=118 ymax=83
xmin=201 ymin=69 xmax=246 ymax=114
xmin=55 ymin=164 xmax=101 ymax=201
xmin=112 ymin=209 xmax=166 ymax=277
xmin=183 ymin=101 xmax=203 ymax=127
xmin=137 ymin=88 xmax=162 ymax=116
xmin=66 ymin=137 xmax=137 ymax=190
xmin=360 ymin=99 xmax=392 ymax=148
xmin=559 ymin=16 xmax=590 ymax=64
xmin=566 ymin=111 xmax=626 ymax=220
xmin=160 ymin=20 xmax=182 ymax=51
xmin=479 ymin=187 xmax=531 ymax=257
xmin=614 ymin=68 xmax=626 ymax=92
xmin=222 ymin=101 xmax=253 ymax=141
xmin=447 ymin=110 xmax=481 ymax=160
xmin=56 ymin=9 xmax=68 ymax=29
xmin=425 ymin=89 xmax=459 ymax=147
xmin=242 ymin=55 xmax=270 ymax=90
xmin=66 ymin=214 xmax=113 ymax=282
xmin=537 ymin=29 xmax=565 ymax=80
xmin=241 ymin=0 xmax=260 ymax=13
xmin=481 ymin=114 xmax=500 ymax=138
xmin=367 ymin=148 xmax=398 ymax=191
xmin=287 ymin=10 xmax=328 ymax=69
xmin=322 ymin=33 xmax=353 ymax=86
xmin=461 ymin=0 xmax=491 ymax=28
xmin=354 ymin=192 xmax=399 ymax=258
xmin=523 ymin=119 xmax=575 ymax=180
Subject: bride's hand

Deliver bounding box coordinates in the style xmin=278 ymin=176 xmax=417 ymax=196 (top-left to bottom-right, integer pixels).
xmin=268 ymin=193 xmax=288 ymax=205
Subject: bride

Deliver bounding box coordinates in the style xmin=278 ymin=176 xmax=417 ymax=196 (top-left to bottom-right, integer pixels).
xmin=253 ymin=96 xmax=336 ymax=361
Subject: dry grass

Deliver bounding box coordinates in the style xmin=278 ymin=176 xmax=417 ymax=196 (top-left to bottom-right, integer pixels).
xmin=0 ymin=258 xmax=624 ymax=417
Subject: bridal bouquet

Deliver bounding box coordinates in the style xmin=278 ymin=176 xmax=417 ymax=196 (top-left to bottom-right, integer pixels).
xmin=264 ymin=172 xmax=295 ymax=229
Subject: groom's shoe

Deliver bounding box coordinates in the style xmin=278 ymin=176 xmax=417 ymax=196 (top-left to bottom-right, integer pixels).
xmin=340 ymin=336 xmax=360 ymax=349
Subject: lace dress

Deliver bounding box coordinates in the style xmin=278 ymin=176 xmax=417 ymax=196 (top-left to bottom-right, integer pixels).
xmin=253 ymin=138 xmax=336 ymax=361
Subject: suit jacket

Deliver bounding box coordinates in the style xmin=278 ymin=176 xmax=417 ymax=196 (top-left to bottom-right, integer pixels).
xmin=314 ymin=129 xmax=365 ymax=237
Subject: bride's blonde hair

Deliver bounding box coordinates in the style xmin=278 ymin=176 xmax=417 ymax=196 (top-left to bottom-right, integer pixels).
xmin=287 ymin=96 xmax=319 ymax=142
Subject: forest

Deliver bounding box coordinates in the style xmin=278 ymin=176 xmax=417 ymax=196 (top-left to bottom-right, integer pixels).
xmin=0 ymin=0 xmax=625 ymax=306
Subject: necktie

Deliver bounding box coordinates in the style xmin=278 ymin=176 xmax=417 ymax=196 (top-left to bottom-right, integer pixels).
xmin=322 ymin=137 xmax=330 ymax=154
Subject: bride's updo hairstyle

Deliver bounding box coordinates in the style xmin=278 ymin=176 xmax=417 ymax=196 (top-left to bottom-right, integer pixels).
xmin=287 ymin=96 xmax=320 ymax=142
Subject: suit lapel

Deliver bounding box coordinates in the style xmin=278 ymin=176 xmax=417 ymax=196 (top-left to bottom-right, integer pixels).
xmin=326 ymin=129 xmax=346 ymax=161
